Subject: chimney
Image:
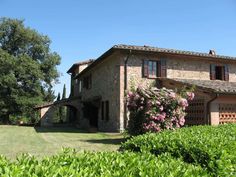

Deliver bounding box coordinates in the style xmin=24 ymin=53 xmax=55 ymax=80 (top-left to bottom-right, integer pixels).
xmin=209 ymin=50 xmax=216 ymax=55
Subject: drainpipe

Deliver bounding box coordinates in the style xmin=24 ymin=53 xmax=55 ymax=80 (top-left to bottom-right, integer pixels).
xmin=206 ymin=93 xmax=219 ymax=125
xmin=123 ymin=50 xmax=132 ymax=129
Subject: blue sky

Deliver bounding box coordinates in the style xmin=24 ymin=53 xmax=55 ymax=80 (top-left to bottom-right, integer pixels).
xmin=1 ymin=0 xmax=236 ymax=97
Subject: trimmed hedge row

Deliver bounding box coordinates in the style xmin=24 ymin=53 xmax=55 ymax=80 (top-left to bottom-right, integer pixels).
xmin=0 ymin=149 xmax=207 ymax=177
xmin=121 ymin=124 xmax=236 ymax=176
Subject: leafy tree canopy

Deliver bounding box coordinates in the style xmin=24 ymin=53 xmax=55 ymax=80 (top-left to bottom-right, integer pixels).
xmin=0 ymin=17 xmax=61 ymax=123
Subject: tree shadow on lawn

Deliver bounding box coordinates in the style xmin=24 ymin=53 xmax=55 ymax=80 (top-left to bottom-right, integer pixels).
xmin=82 ymin=138 xmax=125 ymax=145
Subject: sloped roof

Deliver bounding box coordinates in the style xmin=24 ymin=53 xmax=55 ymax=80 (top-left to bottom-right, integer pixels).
xmin=75 ymin=44 xmax=236 ymax=78
xmin=160 ymin=78 xmax=236 ymax=94
xmin=67 ymin=59 xmax=94 ymax=74
xmin=113 ymin=44 xmax=236 ymax=61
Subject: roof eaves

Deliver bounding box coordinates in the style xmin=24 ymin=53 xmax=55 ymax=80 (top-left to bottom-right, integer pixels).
xmin=160 ymin=78 xmax=236 ymax=94
xmin=75 ymin=47 xmax=115 ymax=79
xmin=113 ymin=44 xmax=236 ymax=61
xmin=67 ymin=59 xmax=95 ymax=74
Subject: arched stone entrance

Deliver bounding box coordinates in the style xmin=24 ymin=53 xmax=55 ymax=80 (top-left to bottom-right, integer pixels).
xmin=35 ymin=97 xmax=80 ymax=127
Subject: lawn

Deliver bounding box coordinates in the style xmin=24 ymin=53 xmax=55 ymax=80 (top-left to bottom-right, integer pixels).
xmin=0 ymin=125 xmax=124 ymax=159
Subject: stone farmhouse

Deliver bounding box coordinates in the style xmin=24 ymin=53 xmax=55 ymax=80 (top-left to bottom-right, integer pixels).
xmin=38 ymin=44 xmax=236 ymax=132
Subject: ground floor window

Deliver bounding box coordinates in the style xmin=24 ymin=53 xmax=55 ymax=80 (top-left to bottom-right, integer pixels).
xmin=101 ymin=100 xmax=109 ymax=121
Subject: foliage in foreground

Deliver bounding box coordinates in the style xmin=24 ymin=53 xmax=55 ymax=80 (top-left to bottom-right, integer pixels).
xmin=126 ymin=86 xmax=194 ymax=135
xmin=0 ymin=149 xmax=207 ymax=177
xmin=121 ymin=124 xmax=236 ymax=176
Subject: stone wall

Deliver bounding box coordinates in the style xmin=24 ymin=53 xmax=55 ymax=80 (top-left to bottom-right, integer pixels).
xmin=71 ymin=64 xmax=90 ymax=97
xmin=211 ymin=95 xmax=236 ymax=125
xmin=167 ymin=57 xmax=236 ymax=82
xmin=77 ymin=51 xmax=121 ymax=132
xmin=40 ymin=105 xmax=55 ymax=127
xmin=74 ymin=51 xmax=236 ymax=131
xmin=123 ymin=53 xmax=236 ymax=86
xmin=119 ymin=52 xmax=236 ymax=129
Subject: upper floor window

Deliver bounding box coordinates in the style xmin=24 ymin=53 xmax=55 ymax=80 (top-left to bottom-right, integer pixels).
xmin=75 ymin=78 xmax=79 ymax=84
xmin=79 ymin=80 xmax=82 ymax=92
xmin=143 ymin=59 xmax=166 ymax=78
xmin=210 ymin=64 xmax=229 ymax=81
xmin=83 ymin=74 xmax=92 ymax=89
xmin=148 ymin=61 xmax=157 ymax=77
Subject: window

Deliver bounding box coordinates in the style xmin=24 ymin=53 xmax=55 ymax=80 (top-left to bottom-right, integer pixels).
xmin=101 ymin=101 xmax=104 ymax=120
xmin=101 ymin=100 xmax=109 ymax=121
xmin=210 ymin=64 xmax=229 ymax=81
xmin=75 ymin=78 xmax=79 ymax=84
xmin=105 ymin=101 xmax=109 ymax=121
xmin=79 ymin=80 xmax=82 ymax=93
xmin=215 ymin=66 xmax=224 ymax=80
xmin=83 ymin=74 xmax=92 ymax=89
xmin=143 ymin=59 xmax=166 ymax=78
xmin=148 ymin=61 xmax=157 ymax=77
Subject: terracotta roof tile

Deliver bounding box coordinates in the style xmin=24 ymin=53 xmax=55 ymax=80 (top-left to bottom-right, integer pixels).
xmin=161 ymin=78 xmax=236 ymax=94
xmin=67 ymin=59 xmax=94 ymax=73
xmin=113 ymin=44 xmax=236 ymax=60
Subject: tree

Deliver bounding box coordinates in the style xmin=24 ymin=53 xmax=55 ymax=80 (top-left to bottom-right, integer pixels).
xmin=61 ymin=84 xmax=67 ymax=122
xmin=57 ymin=93 xmax=61 ymax=101
xmin=62 ymin=84 xmax=66 ymax=99
xmin=0 ymin=17 xmax=61 ymax=123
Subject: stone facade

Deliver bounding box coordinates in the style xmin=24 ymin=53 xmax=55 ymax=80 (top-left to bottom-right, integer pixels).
xmin=69 ymin=45 xmax=236 ymax=132
xmin=76 ymin=51 xmax=122 ymax=131
xmin=124 ymin=53 xmax=236 ymax=88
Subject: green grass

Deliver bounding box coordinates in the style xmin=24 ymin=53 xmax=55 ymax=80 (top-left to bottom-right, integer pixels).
xmin=0 ymin=125 xmax=123 ymax=159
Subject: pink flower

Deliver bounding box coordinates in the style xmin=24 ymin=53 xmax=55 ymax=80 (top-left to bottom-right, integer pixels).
xmin=179 ymin=116 xmax=185 ymax=126
xmin=155 ymin=112 xmax=166 ymax=122
xmin=128 ymin=91 xmax=133 ymax=97
xmin=179 ymin=98 xmax=188 ymax=108
xmin=143 ymin=122 xmax=161 ymax=132
xmin=147 ymin=100 xmax=152 ymax=108
xmin=169 ymin=92 xmax=176 ymax=99
xmin=187 ymin=92 xmax=195 ymax=101
xmin=134 ymin=94 xmax=140 ymax=100
xmin=159 ymin=105 xmax=164 ymax=111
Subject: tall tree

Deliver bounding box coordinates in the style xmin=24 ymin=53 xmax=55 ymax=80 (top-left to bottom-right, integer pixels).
xmin=0 ymin=17 xmax=61 ymax=123
xmin=62 ymin=84 xmax=66 ymax=99
xmin=61 ymin=84 xmax=67 ymax=122
xmin=56 ymin=93 xmax=61 ymax=101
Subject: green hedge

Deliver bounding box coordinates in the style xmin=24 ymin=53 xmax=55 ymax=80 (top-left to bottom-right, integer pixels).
xmin=121 ymin=124 xmax=236 ymax=176
xmin=0 ymin=149 xmax=207 ymax=177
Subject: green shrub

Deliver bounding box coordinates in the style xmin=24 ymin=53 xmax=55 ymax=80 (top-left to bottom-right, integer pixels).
xmin=0 ymin=149 xmax=207 ymax=177
xmin=121 ymin=124 xmax=236 ymax=176
xmin=9 ymin=114 xmax=39 ymax=125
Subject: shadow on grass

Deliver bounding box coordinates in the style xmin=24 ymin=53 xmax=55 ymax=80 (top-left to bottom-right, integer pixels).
xmin=83 ymin=138 xmax=125 ymax=145
xmin=34 ymin=126 xmax=90 ymax=133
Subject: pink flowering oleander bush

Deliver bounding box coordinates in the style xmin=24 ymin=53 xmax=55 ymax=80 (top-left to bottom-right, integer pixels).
xmin=126 ymin=87 xmax=194 ymax=135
